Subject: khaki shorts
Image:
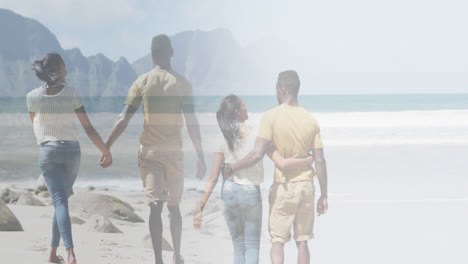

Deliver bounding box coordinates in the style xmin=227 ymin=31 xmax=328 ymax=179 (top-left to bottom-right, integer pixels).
xmin=269 ymin=181 xmax=315 ymax=243
xmin=138 ymin=145 xmax=184 ymax=206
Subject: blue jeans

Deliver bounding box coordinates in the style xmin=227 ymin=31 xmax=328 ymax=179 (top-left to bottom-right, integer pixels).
xmin=39 ymin=140 xmax=80 ymax=249
xmin=222 ymin=179 xmax=262 ymax=264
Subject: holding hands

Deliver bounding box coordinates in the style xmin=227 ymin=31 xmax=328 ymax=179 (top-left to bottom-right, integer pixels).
xmin=99 ymin=149 xmax=113 ymax=168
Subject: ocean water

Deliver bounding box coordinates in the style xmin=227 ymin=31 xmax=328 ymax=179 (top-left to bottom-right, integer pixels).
xmin=0 ymin=94 xmax=467 ymax=199
xmin=1 ymin=93 xmax=468 ymax=113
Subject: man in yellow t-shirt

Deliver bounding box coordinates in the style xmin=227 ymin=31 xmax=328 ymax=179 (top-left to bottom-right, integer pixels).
xmin=104 ymin=35 xmax=206 ymax=264
xmin=224 ymin=70 xmax=328 ymax=264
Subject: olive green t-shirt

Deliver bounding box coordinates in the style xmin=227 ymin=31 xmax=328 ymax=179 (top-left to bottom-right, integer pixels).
xmin=124 ymin=68 xmax=194 ymax=150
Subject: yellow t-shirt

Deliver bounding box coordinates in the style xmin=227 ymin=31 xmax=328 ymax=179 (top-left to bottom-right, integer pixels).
xmin=257 ymin=104 xmax=323 ymax=182
xmin=124 ymin=68 xmax=194 ymax=150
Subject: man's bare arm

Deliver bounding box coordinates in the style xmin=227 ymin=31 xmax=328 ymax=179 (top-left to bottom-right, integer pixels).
xmin=105 ymin=105 xmax=137 ymax=150
xmin=182 ymin=103 xmax=206 ymax=179
xmin=312 ymin=147 xmax=328 ymax=215
xmin=230 ymin=137 xmax=271 ymax=172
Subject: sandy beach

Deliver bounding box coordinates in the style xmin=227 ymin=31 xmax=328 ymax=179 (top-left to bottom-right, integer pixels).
xmin=0 ymin=184 xmax=236 ymax=264
xmin=1 ymin=181 xmax=467 ymax=264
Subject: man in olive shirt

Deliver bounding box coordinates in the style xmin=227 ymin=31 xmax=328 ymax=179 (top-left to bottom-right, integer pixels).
xmin=104 ymin=35 xmax=206 ymax=264
xmin=224 ymin=70 xmax=328 ymax=264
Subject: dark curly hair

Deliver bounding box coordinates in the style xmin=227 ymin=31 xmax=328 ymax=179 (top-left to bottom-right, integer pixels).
xmin=32 ymin=53 xmax=66 ymax=87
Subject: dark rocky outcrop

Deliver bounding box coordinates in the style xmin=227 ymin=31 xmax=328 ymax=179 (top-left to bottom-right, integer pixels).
xmin=0 ymin=9 xmax=137 ymax=97
xmin=0 ymin=9 xmax=272 ymax=97
xmin=132 ymin=29 xmax=252 ymax=95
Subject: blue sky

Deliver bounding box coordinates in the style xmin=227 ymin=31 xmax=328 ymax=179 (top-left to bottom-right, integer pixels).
xmin=2 ymin=0 xmax=467 ymax=94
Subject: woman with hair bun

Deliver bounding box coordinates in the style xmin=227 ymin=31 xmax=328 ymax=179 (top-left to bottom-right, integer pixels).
xmin=27 ymin=53 xmax=112 ymax=264
xmin=193 ymin=94 xmax=314 ymax=264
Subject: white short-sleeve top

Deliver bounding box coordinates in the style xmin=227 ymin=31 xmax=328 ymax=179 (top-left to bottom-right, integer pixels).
xmin=27 ymin=85 xmax=84 ymax=144
xmin=214 ymin=126 xmax=264 ymax=185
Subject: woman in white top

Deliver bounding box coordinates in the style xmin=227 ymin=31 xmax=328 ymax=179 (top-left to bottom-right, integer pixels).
xmin=193 ymin=94 xmax=313 ymax=264
xmin=27 ymin=53 xmax=112 ymax=264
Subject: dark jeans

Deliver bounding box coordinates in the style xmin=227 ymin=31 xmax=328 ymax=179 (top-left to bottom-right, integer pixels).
xmin=39 ymin=140 xmax=80 ymax=249
xmin=222 ymin=179 xmax=262 ymax=264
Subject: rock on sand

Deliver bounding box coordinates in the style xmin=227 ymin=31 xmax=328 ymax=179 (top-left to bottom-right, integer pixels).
xmin=16 ymin=192 xmax=46 ymax=206
xmin=0 ymin=188 xmax=45 ymax=206
xmin=69 ymin=193 xmax=144 ymax=223
xmin=85 ymin=215 xmax=122 ymax=233
xmin=0 ymin=201 xmax=23 ymax=231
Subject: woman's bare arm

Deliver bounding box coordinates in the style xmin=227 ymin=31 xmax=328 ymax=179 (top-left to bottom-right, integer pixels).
xmin=29 ymin=112 xmax=35 ymax=124
xmin=75 ymin=106 xmax=112 ymax=167
xmin=266 ymin=145 xmax=314 ymax=170
xmin=193 ymin=152 xmax=225 ymax=229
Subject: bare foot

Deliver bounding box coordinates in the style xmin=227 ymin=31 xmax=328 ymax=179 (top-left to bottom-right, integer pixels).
xmin=68 ymin=256 xmax=77 ymax=264
xmin=48 ymin=255 xmax=64 ymax=263
xmin=67 ymin=248 xmax=77 ymax=264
